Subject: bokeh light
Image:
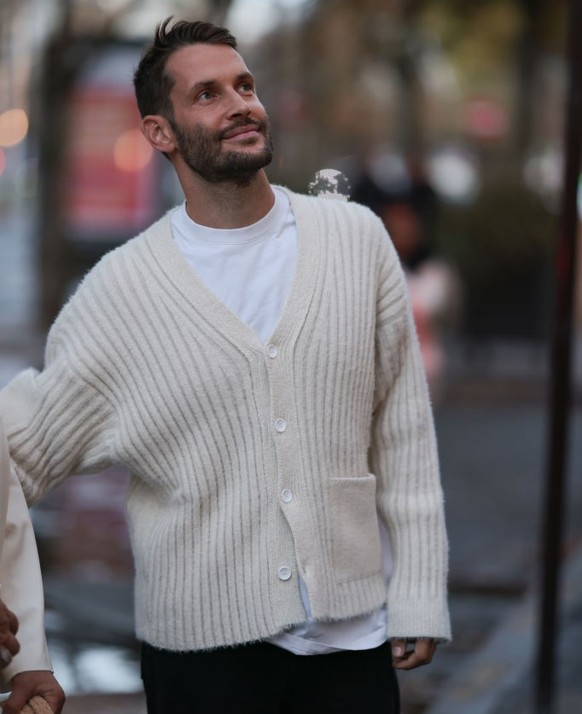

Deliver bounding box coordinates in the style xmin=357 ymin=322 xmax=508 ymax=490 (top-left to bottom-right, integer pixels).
xmin=113 ymin=128 xmax=153 ymax=172
xmin=524 ymin=148 xmax=563 ymax=203
xmin=0 ymin=108 xmax=29 ymax=148
xmin=427 ymin=146 xmax=480 ymax=205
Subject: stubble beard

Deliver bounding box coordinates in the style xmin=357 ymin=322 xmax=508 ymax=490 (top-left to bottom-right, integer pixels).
xmin=171 ymin=117 xmax=274 ymax=187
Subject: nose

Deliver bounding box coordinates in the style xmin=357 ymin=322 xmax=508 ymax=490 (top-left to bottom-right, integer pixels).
xmin=225 ymin=88 xmax=251 ymax=118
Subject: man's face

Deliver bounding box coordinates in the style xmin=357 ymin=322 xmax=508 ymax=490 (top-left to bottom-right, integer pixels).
xmin=164 ymin=43 xmax=273 ymax=185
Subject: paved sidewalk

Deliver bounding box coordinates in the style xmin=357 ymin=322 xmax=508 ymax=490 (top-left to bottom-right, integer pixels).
xmin=424 ymin=540 xmax=582 ymax=714
xmin=61 ymin=541 xmax=581 ymax=714
xmin=62 ymin=692 xmax=146 ymax=713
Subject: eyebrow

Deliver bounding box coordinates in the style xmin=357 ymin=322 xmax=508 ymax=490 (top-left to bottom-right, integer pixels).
xmin=187 ymin=72 xmax=255 ymax=97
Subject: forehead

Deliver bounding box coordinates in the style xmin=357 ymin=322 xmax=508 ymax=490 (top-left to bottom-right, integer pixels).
xmin=165 ymin=43 xmax=251 ymax=93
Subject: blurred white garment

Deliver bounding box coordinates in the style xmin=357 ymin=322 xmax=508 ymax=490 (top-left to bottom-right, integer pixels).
xmin=0 ymin=417 xmax=52 ymax=684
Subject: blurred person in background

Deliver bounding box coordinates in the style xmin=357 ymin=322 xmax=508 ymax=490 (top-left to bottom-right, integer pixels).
xmin=381 ymin=197 xmax=461 ymax=401
xmin=0 ymin=18 xmax=450 ymax=713
xmin=352 ymin=154 xmax=462 ymax=401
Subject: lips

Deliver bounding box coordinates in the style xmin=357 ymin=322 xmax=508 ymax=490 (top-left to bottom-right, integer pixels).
xmin=221 ymin=122 xmax=263 ymax=140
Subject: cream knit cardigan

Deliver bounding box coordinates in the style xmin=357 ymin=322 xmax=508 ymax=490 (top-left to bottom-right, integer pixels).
xmin=0 ymin=188 xmax=451 ymax=650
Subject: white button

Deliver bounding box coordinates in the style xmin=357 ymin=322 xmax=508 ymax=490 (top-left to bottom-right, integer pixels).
xmin=266 ymin=344 xmax=278 ymax=358
xmin=278 ymin=566 xmax=292 ymax=581
xmin=281 ymin=489 xmax=293 ymax=503
xmin=274 ymin=418 xmax=287 ymax=433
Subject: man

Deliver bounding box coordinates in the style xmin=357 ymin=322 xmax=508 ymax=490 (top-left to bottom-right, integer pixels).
xmin=1 ymin=17 xmax=450 ymax=713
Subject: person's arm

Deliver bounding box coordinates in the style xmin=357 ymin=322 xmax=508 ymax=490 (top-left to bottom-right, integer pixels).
xmin=0 ymin=454 xmax=51 ymax=680
xmin=368 ymin=231 xmax=451 ymax=660
xmin=0 ymin=425 xmax=19 ymax=672
xmin=0 ymin=265 xmax=116 ymax=712
xmin=0 ymin=425 xmax=65 ymax=713
xmin=0 ymin=597 xmax=19 ymax=669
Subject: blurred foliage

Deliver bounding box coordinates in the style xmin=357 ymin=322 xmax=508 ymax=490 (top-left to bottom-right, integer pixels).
xmin=438 ymin=182 xmax=556 ymax=271
xmin=437 ymin=181 xmax=558 ymax=338
xmin=420 ymin=1 xmax=526 ymax=87
xmin=260 ymin=0 xmax=568 ymax=172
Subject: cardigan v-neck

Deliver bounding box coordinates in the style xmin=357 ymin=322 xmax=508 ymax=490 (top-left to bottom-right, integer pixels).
xmin=143 ymin=187 xmax=322 ymax=354
xmin=170 ymin=187 xmax=297 ymax=346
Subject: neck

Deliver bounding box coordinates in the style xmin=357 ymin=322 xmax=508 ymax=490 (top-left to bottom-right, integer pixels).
xmin=178 ymin=168 xmax=275 ymax=229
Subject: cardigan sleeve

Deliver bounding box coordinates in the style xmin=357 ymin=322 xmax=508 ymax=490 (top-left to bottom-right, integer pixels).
xmin=368 ymin=234 xmax=451 ymax=643
xmin=0 ymin=314 xmax=117 ymax=507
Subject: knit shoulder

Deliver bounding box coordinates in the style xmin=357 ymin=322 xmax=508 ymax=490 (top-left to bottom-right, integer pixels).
xmin=282 ymin=185 xmax=378 ymax=220
xmin=84 ymin=210 xmax=173 ymax=285
xmin=46 ymin=211 xmax=174 ymax=358
xmin=283 ymin=187 xmax=390 ymax=248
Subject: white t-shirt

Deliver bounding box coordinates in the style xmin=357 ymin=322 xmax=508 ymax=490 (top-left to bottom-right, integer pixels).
xmin=171 ymin=187 xmax=391 ymax=655
xmin=171 ymin=187 xmax=296 ymax=344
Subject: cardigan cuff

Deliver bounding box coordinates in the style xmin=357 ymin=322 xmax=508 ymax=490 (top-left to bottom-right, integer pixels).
xmin=387 ymin=596 xmax=452 ymax=643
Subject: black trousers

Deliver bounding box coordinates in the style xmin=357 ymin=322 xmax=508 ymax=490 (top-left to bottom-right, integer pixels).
xmin=141 ymin=640 xmax=400 ymax=714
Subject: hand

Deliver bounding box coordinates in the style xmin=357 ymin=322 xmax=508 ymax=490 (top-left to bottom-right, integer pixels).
xmin=0 ymin=598 xmax=19 ymax=669
xmin=2 ymin=671 xmax=65 ymax=714
xmin=391 ymin=638 xmax=436 ymax=670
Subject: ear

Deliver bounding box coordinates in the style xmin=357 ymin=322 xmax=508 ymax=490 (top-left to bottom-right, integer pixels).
xmin=141 ymin=115 xmax=177 ymax=155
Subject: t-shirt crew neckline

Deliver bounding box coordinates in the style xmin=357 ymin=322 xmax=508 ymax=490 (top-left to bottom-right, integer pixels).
xmin=176 ymin=187 xmax=288 ymax=246
xmin=145 ymin=187 xmax=320 ymax=356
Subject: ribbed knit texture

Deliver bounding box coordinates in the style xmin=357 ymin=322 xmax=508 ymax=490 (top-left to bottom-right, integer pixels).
xmin=0 ymin=188 xmax=451 ymax=649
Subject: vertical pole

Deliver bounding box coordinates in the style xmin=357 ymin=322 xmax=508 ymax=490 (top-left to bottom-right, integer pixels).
xmin=535 ymin=0 xmax=582 ymax=712
xmin=37 ymin=0 xmax=74 ymax=328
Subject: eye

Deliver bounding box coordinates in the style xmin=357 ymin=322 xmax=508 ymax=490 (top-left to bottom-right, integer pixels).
xmin=196 ymin=89 xmax=214 ymax=102
xmin=238 ymin=81 xmax=255 ymax=94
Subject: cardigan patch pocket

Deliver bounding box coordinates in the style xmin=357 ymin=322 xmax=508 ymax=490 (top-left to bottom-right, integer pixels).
xmin=328 ymin=474 xmax=382 ymax=582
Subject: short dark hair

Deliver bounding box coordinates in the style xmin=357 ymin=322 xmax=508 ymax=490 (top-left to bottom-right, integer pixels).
xmin=133 ymin=17 xmax=237 ymax=120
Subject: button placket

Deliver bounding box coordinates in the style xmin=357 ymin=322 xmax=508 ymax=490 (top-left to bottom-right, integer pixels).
xmin=265 ymin=340 xmax=301 ymax=588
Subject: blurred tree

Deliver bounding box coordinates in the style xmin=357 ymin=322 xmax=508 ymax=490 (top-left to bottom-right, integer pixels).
xmin=260 ymin=0 xmax=567 ymax=173
xmin=36 ymin=0 xmax=75 ymax=329
xmin=513 ymin=0 xmax=568 ymax=160
xmin=438 ymin=182 xmax=557 ymax=339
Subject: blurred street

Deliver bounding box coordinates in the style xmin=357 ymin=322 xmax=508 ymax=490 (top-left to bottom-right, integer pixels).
xmin=1 ymin=203 xmax=581 ymax=714
xmin=0 ymin=0 xmax=579 ymax=711
xmin=58 ymin=694 xmax=146 ymax=714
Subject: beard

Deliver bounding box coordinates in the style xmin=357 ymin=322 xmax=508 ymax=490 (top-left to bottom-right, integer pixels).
xmin=170 ymin=115 xmax=274 ymax=186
